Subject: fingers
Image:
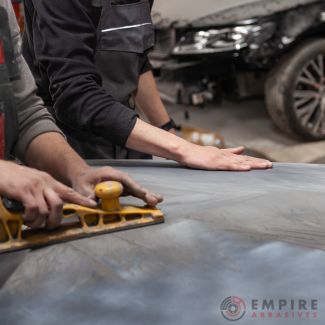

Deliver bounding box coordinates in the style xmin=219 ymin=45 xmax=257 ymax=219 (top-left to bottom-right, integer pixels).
xmin=207 ymin=153 xmax=272 ymax=171
xmin=22 ymin=191 xmax=48 ymax=229
xmin=212 ymin=161 xmax=251 ymax=171
xmin=119 ymin=173 xmax=163 ymax=206
xmin=43 ymin=188 xmax=63 ymax=229
xmin=21 ymin=180 xmax=96 ymax=230
xmin=227 ymin=164 xmax=251 ymax=171
xmin=222 ymin=147 xmax=272 ymax=169
xmin=24 ymin=184 xmax=96 ymax=230
xmin=224 ymin=146 xmax=245 ymax=155
xmin=218 ymin=148 xmax=272 ymax=171
xmin=143 ymin=190 xmax=164 ymax=207
xmin=55 ymin=181 xmax=97 ymax=208
xmin=182 ymin=144 xmax=272 ymax=171
xmin=86 ymin=167 xmax=163 ymax=206
xmin=239 ymin=156 xmax=273 ymax=169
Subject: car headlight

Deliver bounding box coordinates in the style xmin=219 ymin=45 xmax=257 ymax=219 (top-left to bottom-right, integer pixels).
xmin=172 ymin=22 xmax=276 ymax=55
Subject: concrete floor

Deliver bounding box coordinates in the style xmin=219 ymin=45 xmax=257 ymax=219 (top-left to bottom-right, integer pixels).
xmin=165 ymin=98 xmax=325 ymax=163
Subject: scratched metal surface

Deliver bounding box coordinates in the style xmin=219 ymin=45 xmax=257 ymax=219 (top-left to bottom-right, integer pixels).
xmin=1 ymin=162 xmax=325 ymax=325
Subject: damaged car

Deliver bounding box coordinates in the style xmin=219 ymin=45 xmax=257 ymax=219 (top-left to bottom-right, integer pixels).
xmin=151 ymin=0 xmax=325 ymax=140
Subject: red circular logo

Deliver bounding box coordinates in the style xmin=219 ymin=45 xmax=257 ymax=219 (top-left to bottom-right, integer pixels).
xmin=221 ymin=296 xmax=246 ymax=321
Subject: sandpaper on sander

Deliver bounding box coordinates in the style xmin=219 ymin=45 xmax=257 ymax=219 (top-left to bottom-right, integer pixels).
xmin=0 ymin=181 xmax=164 ymax=254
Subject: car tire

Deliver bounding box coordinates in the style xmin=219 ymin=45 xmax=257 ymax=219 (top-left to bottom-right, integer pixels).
xmin=265 ymin=38 xmax=325 ymax=140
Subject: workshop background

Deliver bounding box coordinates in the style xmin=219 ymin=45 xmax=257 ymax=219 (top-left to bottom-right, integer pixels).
xmin=11 ymin=0 xmax=325 ymax=163
xmin=150 ymin=0 xmax=325 ymax=163
xmin=3 ymin=2 xmax=325 ymax=325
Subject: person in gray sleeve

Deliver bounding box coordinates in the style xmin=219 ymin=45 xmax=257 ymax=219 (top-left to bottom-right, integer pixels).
xmin=0 ymin=0 xmax=162 ymax=229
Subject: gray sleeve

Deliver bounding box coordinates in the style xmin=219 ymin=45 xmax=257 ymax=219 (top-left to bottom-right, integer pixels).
xmin=3 ymin=0 xmax=63 ymax=160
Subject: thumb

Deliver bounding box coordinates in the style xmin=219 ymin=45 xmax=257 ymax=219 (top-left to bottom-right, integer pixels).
xmin=55 ymin=182 xmax=97 ymax=207
xmin=74 ymin=183 xmax=96 ymax=200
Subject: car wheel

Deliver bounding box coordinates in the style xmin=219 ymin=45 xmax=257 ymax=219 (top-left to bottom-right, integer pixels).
xmin=266 ymin=39 xmax=325 ymax=140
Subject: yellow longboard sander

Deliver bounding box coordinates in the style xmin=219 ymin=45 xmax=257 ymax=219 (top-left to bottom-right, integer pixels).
xmin=0 ymin=181 xmax=164 ymax=254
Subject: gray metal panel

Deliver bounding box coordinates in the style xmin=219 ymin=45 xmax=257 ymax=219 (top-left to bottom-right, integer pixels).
xmin=1 ymin=162 xmax=325 ymax=324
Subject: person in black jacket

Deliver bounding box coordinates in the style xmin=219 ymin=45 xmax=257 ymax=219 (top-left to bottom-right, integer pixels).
xmin=22 ymin=0 xmax=272 ymax=171
xmin=0 ymin=0 xmax=162 ymax=230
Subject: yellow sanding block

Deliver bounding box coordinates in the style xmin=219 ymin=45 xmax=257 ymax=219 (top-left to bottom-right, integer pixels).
xmin=0 ymin=181 xmax=164 ymax=253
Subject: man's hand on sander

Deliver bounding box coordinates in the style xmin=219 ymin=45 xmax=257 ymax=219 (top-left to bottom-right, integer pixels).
xmin=0 ymin=160 xmax=96 ymax=229
xmin=71 ymin=166 xmax=163 ymax=207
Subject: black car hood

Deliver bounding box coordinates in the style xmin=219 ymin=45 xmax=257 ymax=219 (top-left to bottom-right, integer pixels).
xmin=152 ymin=0 xmax=322 ymax=28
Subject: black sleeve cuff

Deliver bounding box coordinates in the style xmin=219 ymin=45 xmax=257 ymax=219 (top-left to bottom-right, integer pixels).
xmin=94 ymin=101 xmax=138 ymax=147
xmin=139 ymin=53 xmax=152 ymax=75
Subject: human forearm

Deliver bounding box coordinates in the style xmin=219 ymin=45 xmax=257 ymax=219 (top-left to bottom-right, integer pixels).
xmin=126 ymin=118 xmax=186 ymax=160
xmin=9 ymin=0 xmax=63 ymax=161
xmin=126 ymin=119 xmax=273 ymax=171
xmin=13 ymin=57 xmax=64 ymax=160
xmin=24 ymin=133 xmax=90 ymax=186
xmin=134 ymin=71 xmax=170 ymax=127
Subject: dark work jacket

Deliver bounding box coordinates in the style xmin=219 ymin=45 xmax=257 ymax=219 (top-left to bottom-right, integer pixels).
xmin=22 ymin=0 xmax=154 ymax=159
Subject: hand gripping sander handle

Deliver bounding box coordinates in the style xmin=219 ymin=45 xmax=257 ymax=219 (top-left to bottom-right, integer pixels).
xmin=1 ymin=181 xmax=123 ymax=216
